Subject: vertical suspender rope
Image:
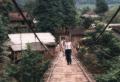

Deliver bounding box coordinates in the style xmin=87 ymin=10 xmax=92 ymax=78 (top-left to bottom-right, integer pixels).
xmin=20 ymin=32 xmax=22 ymax=55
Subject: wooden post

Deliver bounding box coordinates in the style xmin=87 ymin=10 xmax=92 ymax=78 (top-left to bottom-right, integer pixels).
xmin=13 ymin=51 xmax=16 ymax=63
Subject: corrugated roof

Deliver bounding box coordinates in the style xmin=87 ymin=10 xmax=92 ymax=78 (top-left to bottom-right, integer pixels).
xmin=8 ymin=33 xmax=55 ymax=44
xmin=8 ymin=33 xmax=56 ymax=51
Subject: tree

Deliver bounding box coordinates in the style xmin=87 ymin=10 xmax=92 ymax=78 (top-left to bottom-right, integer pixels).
xmin=61 ymin=0 xmax=76 ymax=28
xmin=0 ymin=2 xmax=15 ymax=82
xmin=104 ymin=7 xmax=120 ymax=23
xmin=96 ymin=56 xmax=120 ymax=82
xmin=88 ymin=22 xmax=120 ymax=81
xmin=33 ymin=0 xmax=63 ymax=32
xmin=0 ymin=15 xmax=9 ymax=82
xmin=81 ymin=6 xmax=91 ymax=15
xmin=95 ymin=0 xmax=109 ymax=14
xmin=81 ymin=17 xmax=94 ymax=29
xmin=0 ymin=15 xmax=7 ymax=58
xmin=0 ymin=0 xmax=14 ymax=16
xmin=0 ymin=1 xmax=14 ymax=56
xmin=6 ymin=48 xmax=50 ymax=82
xmin=79 ymin=12 xmax=120 ymax=81
xmin=33 ymin=0 xmax=76 ymax=32
xmin=24 ymin=0 xmax=36 ymax=14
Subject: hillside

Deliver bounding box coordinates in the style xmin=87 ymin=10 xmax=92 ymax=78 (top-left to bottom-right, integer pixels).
xmin=75 ymin=0 xmax=120 ymax=4
xmin=17 ymin=0 xmax=120 ymax=6
xmin=16 ymin=0 xmax=34 ymax=6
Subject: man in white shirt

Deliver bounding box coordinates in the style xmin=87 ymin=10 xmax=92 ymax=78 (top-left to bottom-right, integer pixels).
xmin=64 ymin=37 xmax=73 ymax=65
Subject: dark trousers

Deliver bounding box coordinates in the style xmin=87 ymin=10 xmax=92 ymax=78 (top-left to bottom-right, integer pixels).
xmin=65 ymin=49 xmax=72 ymax=65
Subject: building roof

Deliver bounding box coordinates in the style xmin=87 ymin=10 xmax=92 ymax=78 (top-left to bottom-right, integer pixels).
xmin=108 ymin=24 xmax=120 ymax=27
xmin=85 ymin=29 xmax=96 ymax=33
xmin=9 ymin=12 xmax=31 ymax=21
xmin=85 ymin=11 xmax=96 ymax=15
xmin=104 ymin=23 xmax=120 ymax=31
xmin=54 ymin=27 xmax=69 ymax=35
xmin=8 ymin=33 xmax=56 ymax=51
xmin=82 ymin=11 xmax=99 ymax=18
xmin=54 ymin=27 xmax=85 ymax=35
xmin=70 ymin=28 xmax=85 ymax=36
xmin=8 ymin=33 xmax=55 ymax=44
xmin=82 ymin=14 xmax=99 ymax=18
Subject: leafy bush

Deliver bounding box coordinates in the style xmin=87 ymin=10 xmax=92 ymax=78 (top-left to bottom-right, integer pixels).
xmin=104 ymin=7 xmax=120 ymax=23
xmin=5 ymin=48 xmax=50 ymax=82
xmin=96 ymin=56 xmax=120 ymax=82
xmin=84 ymin=21 xmax=120 ymax=81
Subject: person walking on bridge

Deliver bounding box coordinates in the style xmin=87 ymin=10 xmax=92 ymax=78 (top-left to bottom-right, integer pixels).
xmin=60 ymin=37 xmax=65 ymax=56
xmin=64 ymin=37 xmax=73 ymax=65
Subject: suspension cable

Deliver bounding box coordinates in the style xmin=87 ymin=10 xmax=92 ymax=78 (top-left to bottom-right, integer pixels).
xmin=95 ymin=6 xmax=120 ymax=42
xmin=11 ymin=0 xmax=48 ymax=51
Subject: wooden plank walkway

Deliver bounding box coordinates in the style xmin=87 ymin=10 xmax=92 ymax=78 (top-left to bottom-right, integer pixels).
xmin=44 ymin=52 xmax=95 ymax=82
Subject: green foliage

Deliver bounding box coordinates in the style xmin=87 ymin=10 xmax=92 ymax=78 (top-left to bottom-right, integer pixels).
xmin=85 ymin=21 xmax=120 ymax=81
xmin=6 ymin=48 xmax=50 ymax=82
xmin=33 ymin=0 xmax=76 ymax=32
xmin=95 ymin=22 xmax=105 ymax=32
xmin=95 ymin=0 xmax=109 ymax=14
xmin=86 ymin=22 xmax=105 ymax=40
xmin=24 ymin=0 xmax=36 ymax=14
xmin=98 ymin=32 xmax=120 ymax=57
xmin=76 ymin=9 xmax=82 ymax=26
xmin=96 ymin=56 xmax=120 ymax=82
xmin=104 ymin=6 xmax=120 ymax=23
xmin=0 ymin=1 xmax=15 ymax=82
xmin=88 ymin=22 xmax=120 ymax=59
xmin=96 ymin=33 xmax=120 ymax=81
xmin=61 ymin=0 xmax=76 ymax=27
xmin=81 ymin=7 xmax=91 ymax=15
xmin=78 ymin=47 xmax=86 ymax=56
xmin=81 ymin=17 xmax=94 ymax=29
xmin=0 ymin=15 xmax=7 ymax=56
xmin=33 ymin=0 xmax=63 ymax=32
xmin=0 ymin=1 xmax=14 ymax=16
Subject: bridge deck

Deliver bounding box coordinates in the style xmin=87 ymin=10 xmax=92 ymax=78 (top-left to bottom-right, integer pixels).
xmin=44 ymin=52 xmax=95 ymax=82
